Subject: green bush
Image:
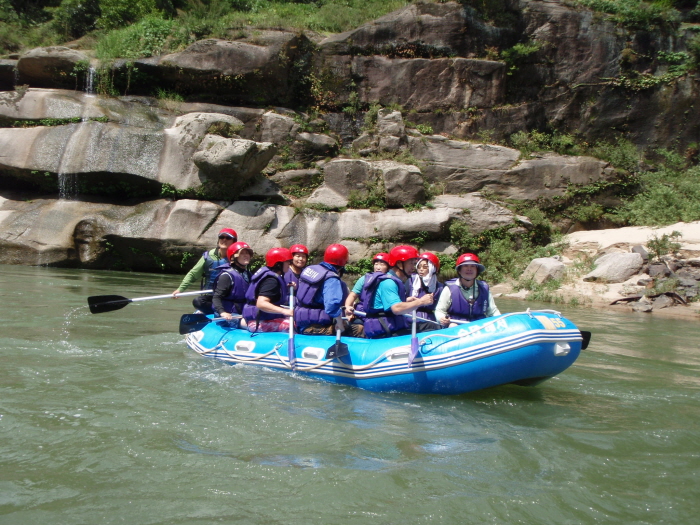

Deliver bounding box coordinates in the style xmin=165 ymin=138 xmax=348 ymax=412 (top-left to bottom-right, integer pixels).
xmin=96 ymin=15 xmax=176 ymax=59
xmin=576 ymin=0 xmax=681 ymax=30
xmin=617 ymin=164 xmax=700 ymax=225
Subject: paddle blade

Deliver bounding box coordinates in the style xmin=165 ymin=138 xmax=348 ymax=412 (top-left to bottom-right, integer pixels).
xmin=326 ymin=341 xmax=349 ymax=360
xmin=88 ymin=295 xmax=131 ymax=314
xmin=408 ymin=336 xmax=420 ymax=367
xmin=580 ymin=330 xmax=592 ymax=350
xmin=179 ymin=313 xmax=212 ymax=335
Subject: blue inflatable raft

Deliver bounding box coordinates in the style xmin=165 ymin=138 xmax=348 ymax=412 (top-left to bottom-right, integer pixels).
xmin=184 ymin=309 xmax=585 ymax=395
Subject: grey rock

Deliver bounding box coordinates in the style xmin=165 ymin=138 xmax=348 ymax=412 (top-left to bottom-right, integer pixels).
xmin=376 ymin=109 xmax=405 ymax=136
xmin=295 ymin=132 xmax=338 ymax=157
xmin=583 ymin=253 xmax=644 ymax=283
xmin=632 ymin=302 xmax=653 ymax=313
xmin=260 ymin=111 xmax=300 ymax=144
xmin=521 ymin=257 xmax=567 ymax=284
xmin=17 ymin=47 xmax=90 ymax=88
xmin=631 ymin=245 xmax=649 ymax=263
xmin=431 ymin=194 xmax=515 ymax=233
xmin=192 ymin=136 xmax=277 ymax=183
xmin=373 ymin=160 xmax=424 ymax=207
xmin=652 ymin=294 xmax=676 ymax=310
xmin=378 ymin=135 xmax=402 ymax=152
xmin=648 ymin=263 xmax=671 ymax=279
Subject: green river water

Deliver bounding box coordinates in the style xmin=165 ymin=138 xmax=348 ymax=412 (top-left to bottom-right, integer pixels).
xmin=1 ymin=264 xmax=698 ymax=524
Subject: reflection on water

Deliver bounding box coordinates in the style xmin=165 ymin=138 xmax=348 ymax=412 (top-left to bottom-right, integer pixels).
xmin=0 ymin=265 xmax=699 ymax=523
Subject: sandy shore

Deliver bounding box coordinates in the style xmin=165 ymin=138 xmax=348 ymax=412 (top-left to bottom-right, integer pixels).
xmin=497 ymin=221 xmax=700 ymax=319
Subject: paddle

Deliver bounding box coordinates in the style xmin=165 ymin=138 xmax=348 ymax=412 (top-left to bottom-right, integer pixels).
xmin=581 ymin=330 xmax=592 ymax=350
xmin=88 ymin=290 xmax=213 ymax=314
xmin=178 ymin=313 xmax=241 ymax=335
xmin=325 ymin=325 xmax=349 ymax=359
xmin=408 ymin=309 xmax=420 ymax=366
xmin=288 ymin=284 xmax=296 ymax=370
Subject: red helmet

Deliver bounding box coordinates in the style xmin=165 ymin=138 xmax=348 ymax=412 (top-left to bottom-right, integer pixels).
xmin=372 ymin=252 xmax=390 ymax=263
xmin=389 ymin=245 xmax=420 ymax=266
xmin=289 ymin=243 xmax=309 ymax=255
xmin=324 ymin=244 xmax=349 ymax=266
xmin=419 ymin=252 xmax=440 ymax=271
xmin=265 ymin=247 xmax=292 ymax=267
xmin=227 ymin=241 xmax=253 ymax=261
xmin=456 ymin=253 xmax=485 ymax=274
xmin=218 ymin=228 xmax=237 ymax=240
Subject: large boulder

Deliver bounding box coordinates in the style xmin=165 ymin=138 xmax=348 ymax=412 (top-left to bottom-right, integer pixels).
xmin=351 ymin=57 xmax=505 ymax=111
xmin=521 ymin=257 xmax=567 ymax=284
xmin=306 ymin=158 xmax=425 ymax=208
xmin=317 ymin=2 xmax=516 ymax=58
xmin=17 ymin=47 xmax=90 ymax=89
xmin=493 ymin=154 xmax=616 ymax=200
xmin=431 ymin=194 xmax=515 ymax=234
xmin=0 ymin=110 xmax=274 ymax=196
xmin=127 ymin=32 xmax=314 ymax=106
xmin=583 ymin=253 xmax=644 ymax=283
xmin=407 ymin=135 xmax=521 ymax=192
xmin=193 ymin=136 xmax=277 ymax=183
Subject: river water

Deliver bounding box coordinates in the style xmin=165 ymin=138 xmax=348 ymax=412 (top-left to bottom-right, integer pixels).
xmin=1 ymin=264 xmax=698 ymax=524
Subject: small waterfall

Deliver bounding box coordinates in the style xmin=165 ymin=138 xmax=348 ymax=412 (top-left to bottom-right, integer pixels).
xmin=58 ymin=172 xmax=79 ymax=200
xmin=13 ymin=66 xmax=19 ymax=87
xmin=84 ymin=66 xmax=96 ymax=96
xmin=57 ymin=123 xmax=86 ymax=201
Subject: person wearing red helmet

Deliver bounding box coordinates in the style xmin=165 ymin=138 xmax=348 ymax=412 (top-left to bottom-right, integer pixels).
xmin=295 ymin=244 xmax=362 ymax=336
xmin=284 ymin=243 xmax=309 ymax=288
xmin=358 ymin=245 xmax=435 ymax=338
xmin=211 ymin=242 xmax=253 ymax=327
xmin=242 ymin=247 xmax=294 ymax=332
xmin=344 ymin=252 xmax=390 ymax=316
xmin=435 ymin=253 xmax=500 ymax=326
xmin=171 ymin=227 xmax=238 ymax=314
xmin=407 ymin=252 xmax=444 ymax=322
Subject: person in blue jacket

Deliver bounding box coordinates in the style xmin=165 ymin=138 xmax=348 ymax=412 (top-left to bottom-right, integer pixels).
xmin=359 ymin=245 xmax=435 ymax=339
xmin=295 ymin=244 xmax=363 ymax=337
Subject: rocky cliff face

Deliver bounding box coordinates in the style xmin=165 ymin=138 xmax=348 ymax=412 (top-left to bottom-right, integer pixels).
xmin=0 ymin=0 xmax=696 ymax=272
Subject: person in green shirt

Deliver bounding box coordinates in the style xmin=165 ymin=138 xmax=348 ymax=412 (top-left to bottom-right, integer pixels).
xmin=171 ymin=228 xmax=237 ymax=314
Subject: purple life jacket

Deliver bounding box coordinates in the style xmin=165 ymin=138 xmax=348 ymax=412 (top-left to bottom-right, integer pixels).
xmin=360 ymin=272 xmax=408 ymax=338
xmin=284 ymin=268 xmax=301 ymax=288
xmin=213 ymin=264 xmax=251 ymax=315
xmin=295 ymin=264 xmax=349 ymax=328
xmin=407 ymin=274 xmax=444 ymax=321
xmin=446 ymin=280 xmax=490 ymax=322
xmin=242 ymin=267 xmax=289 ymax=323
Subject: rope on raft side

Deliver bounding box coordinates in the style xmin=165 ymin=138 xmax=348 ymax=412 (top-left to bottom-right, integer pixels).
xmin=194 ymin=309 xmax=566 ymax=370
xmin=417 ymin=309 xmax=564 ymax=348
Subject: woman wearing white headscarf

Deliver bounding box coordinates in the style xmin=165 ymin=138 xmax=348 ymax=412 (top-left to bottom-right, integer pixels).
xmin=407 ymin=252 xmax=444 ymax=322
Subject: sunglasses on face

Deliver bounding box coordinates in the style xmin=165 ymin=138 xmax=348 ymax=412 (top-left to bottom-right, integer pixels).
xmin=218 ymin=236 xmax=235 ymax=241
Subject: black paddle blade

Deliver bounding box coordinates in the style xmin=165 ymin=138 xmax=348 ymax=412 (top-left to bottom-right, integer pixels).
xmin=580 ymin=330 xmax=592 ymax=350
xmin=87 ymin=295 xmax=131 ymax=314
xmin=179 ymin=313 xmax=211 ymax=335
xmin=325 ymin=341 xmax=349 ymax=360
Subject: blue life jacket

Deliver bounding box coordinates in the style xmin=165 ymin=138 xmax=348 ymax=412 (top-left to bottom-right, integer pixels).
xmin=212 ymin=264 xmax=251 ymax=315
xmin=295 ymin=264 xmax=349 ymax=328
xmin=446 ymin=280 xmax=490 ymax=322
xmin=201 ymin=250 xmax=229 ymax=291
xmin=360 ymin=272 xmax=408 ymax=338
xmin=242 ymin=267 xmax=289 ymax=323
xmin=283 ymin=268 xmax=301 ymax=288
xmin=407 ymin=274 xmax=444 ymax=321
